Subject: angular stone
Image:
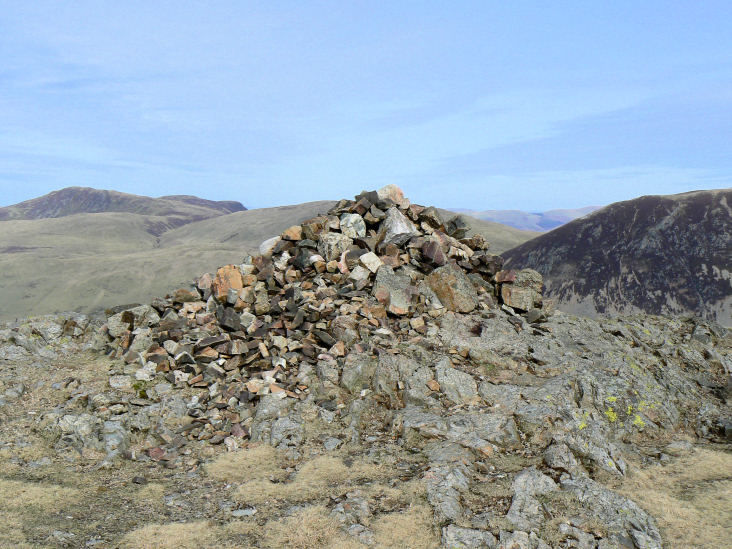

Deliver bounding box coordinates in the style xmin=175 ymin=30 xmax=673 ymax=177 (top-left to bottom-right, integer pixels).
xmin=500 ymin=269 xmax=543 ymax=312
xmin=211 ymin=265 xmax=244 ymax=303
xmin=373 ymin=265 xmax=414 ymax=316
xmin=378 ymin=207 xmax=419 ymax=247
xmin=340 ymin=213 xmax=366 ymax=238
xmin=435 ymin=358 xmax=478 ymax=405
xmin=281 ymin=225 xmax=303 ymax=241
xmin=422 ymin=239 xmax=447 ymax=266
xmin=259 ymin=236 xmax=281 ymax=257
xmin=317 ymin=232 xmax=353 ymax=262
xmin=426 ymin=263 xmax=478 ymax=313
xmin=376 ymin=184 xmax=409 ymax=208
xmin=359 ymin=251 xmax=383 ymax=273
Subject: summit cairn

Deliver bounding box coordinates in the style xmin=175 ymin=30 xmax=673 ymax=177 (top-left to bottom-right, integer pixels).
xmin=39 ymin=185 xmax=731 ymax=547
xmin=102 ymin=185 xmax=544 ymax=439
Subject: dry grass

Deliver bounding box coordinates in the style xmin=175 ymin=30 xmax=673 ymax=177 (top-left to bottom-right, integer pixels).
xmin=206 ymin=444 xmax=286 ymax=483
xmin=0 ymin=478 xmax=80 ymax=512
xmin=259 ymin=505 xmax=358 ymax=549
xmin=118 ymin=520 xmax=218 ymax=549
xmin=0 ymin=512 xmax=32 ymax=548
xmin=135 ymin=482 xmax=166 ymax=504
xmin=235 ymin=454 xmax=386 ymax=506
xmin=619 ymin=448 xmax=732 ymax=548
xmin=371 ymin=504 xmax=440 ymax=548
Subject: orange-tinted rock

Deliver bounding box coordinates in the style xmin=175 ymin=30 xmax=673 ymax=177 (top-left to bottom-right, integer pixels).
xmin=211 ymin=265 xmax=244 ymax=302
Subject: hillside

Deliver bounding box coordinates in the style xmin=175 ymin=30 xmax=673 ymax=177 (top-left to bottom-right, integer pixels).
xmin=0 ymin=192 xmax=538 ymax=320
xmin=503 ymin=188 xmax=732 ymax=324
xmin=0 ymin=187 xmax=245 ymax=222
xmin=455 ymin=206 xmax=600 ymax=232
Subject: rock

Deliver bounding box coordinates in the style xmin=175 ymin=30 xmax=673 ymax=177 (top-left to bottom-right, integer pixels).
xmin=426 ymin=263 xmax=478 ymax=313
xmin=378 ymin=207 xmax=419 ymax=247
xmin=281 ymin=225 xmax=303 ymax=241
xmin=317 ymin=232 xmax=353 ymax=262
xmin=373 ymin=265 xmax=414 ymax=315
xmin=259 ymin=236 xmax=281 ymax=256
xmin=499 ymin=269 xmax=543 ymax=312
xmin=359 ymin=251 xmax=383 ymax=273
xmin=442 ymin=525 xmax=497 ymax=548
xmin=340 ymin=213 xmax=366 ymax=238
xmin=211 ymin=265 xmax=244 ymax=302
xmin=341 ymin=353 xmax=377 ymax=394
xmin=435 ymin=358 xmax=478 ymax=405
xmin=376 ymin=184 xmax=409 ymax=208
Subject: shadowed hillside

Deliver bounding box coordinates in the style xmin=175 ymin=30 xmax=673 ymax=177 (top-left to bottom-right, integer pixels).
xmin=503 ymin=188 xmax=732 ymax=324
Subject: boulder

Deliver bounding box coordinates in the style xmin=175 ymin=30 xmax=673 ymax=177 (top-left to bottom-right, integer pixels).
xmin=317 ymin=232 xmax=353 ymax=262
xmin=339 ymin=213 xmax=366 ymax=238
xmin=378 ymin=207 xmax=419 ymax=247
xmin=210 ymin=265 xmax=244 ymax=303
xmin=373 ymin=265 xmax=414 ymax=315
xmin=499 ymin=269 xmax=543 ymax=312
xmin=426 ymin=263 xmax=478 ymax=313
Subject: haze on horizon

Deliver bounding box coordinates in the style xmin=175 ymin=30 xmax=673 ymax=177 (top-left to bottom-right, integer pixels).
xmin=1 ymin=1 xmax=730 ymax=211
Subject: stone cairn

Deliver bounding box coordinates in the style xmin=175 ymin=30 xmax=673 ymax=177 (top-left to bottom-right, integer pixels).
xmin=103 ymin=185 xmax=543 ymax=447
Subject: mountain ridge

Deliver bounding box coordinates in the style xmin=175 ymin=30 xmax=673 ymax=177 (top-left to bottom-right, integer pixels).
xmin=503 ymin=188 xmax=732 ymax=325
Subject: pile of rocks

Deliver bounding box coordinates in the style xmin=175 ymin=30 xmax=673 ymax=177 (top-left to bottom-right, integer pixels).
xmin=101 ymin=185 xmax=544 ymax=447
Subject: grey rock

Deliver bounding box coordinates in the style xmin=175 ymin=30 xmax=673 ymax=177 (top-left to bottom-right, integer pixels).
xmin=561 ymin=476 xmax=662 ymax=549
xmin=373 ymin=265 xmax=414 ymax=316
xmin=426 ymin=263 xmax=478 ymax=313
xmin=441 ymin=525 xmax=496 ymax=548
xmin=379 ymin=206 xmax=419 ymax=246
xmin=340 ymin=213 xmax=367 ymax=238
xmin=317 ymin=232 xmax=353 ymax=262
xmin=435 ymin=358 xmax=478 ymax=405
xmin=341 ymin=353 xmax=377 ymax=394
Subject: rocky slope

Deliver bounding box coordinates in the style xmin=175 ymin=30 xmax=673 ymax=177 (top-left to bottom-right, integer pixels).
xmin=503 ymin=189 xmax=732 ymax=325
xmin=1 ymin=186 xmax=729 ymax=548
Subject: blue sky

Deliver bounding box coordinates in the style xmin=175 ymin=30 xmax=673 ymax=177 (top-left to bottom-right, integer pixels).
xmin=1 ymin=1 xmax=730 ymax=210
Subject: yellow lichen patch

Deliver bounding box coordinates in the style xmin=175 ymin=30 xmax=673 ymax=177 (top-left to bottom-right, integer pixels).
xmin=604 ymin=407 xmax=617 ymax=423
xmin=619 ymin=448 xmax=732 ymax=548
xmin=118 ymin=520 xmax=217 ymax=549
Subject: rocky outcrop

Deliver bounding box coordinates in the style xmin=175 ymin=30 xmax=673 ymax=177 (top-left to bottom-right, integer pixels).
xmin=14 ymin=186 xmax=729 ymax=548
xmin=503 ymin=188 xmax=732 ymax=325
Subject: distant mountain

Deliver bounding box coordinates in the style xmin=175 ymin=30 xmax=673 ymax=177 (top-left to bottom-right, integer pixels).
xmin=0 ymin=187 xmax=246 ymax=222
xmin=0 ymin=189 xmax=538 ymax=320
xmin=503 ymin=189 xmax=732 ymax=325
xmin=455 ymin=206 xmax=601 ymax=232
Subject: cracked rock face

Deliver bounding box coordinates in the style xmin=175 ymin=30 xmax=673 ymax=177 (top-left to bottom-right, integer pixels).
xmin=5 ymin=185 xmax=729 ymax=548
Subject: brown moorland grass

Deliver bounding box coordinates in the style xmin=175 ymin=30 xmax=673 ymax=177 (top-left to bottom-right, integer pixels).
xmin=618 ymin=447 xmax=732 ymax=548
